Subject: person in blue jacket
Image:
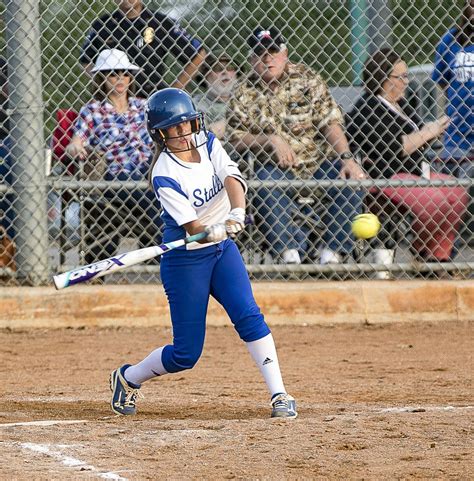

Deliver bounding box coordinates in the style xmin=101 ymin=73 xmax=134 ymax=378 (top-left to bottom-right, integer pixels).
xmin=432 ymin=0 xmax=473 ymax=178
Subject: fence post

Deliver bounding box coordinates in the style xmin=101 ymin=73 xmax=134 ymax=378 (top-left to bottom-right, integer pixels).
xmin=351 ymin=0 xmax=392 ymax=85
xmin=350 ymin=0 xmax=369 ymax=85
xmin=5 ymin=0 xmax=49 ymax=285
xmin=367 ymin=0 xmax=392 ymax=52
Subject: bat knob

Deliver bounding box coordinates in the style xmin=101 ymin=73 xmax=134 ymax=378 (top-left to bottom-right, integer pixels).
xmin=244 ymin=214 xmax=255 ymax=226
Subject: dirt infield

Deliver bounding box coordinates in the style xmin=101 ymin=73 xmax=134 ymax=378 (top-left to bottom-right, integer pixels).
xmin=1 ymin=321 xmax=472 ymax=480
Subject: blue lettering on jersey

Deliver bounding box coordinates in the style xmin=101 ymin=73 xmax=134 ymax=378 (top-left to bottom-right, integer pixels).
xmin=192 ymin=173 xmax=224 ymax=208
xmin=193 ymin=189 xmax=204 ymax=207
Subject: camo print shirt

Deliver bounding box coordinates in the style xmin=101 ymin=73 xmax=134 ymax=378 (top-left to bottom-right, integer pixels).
xmin=228 ymin=62 xmax=343 ymax=178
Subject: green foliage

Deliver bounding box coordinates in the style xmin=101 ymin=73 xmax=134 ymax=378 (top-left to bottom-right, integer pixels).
xmin=391 ymin=0 xmax=462 ymax=65
xmin=38 ymin=0 xmax=117 ymax=133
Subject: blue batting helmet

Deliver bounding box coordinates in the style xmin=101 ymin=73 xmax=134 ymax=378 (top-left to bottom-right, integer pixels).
xmin=146 ymin=88 xmax=206 ymax=148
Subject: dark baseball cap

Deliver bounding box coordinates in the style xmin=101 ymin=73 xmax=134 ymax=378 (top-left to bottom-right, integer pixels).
xmin=248 ymin=27 xmax=287 ymax=55
xmin=196 ymin=50 xmax=240 ymax=86
xmin=203 ymin=51 xmax=237 ymax=73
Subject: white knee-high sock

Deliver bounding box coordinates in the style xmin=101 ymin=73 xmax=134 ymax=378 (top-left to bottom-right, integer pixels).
xmin=246 ymin=333 xmax=286 ymax=397
xmin=124 ymin=346 xmax=168 ymax=385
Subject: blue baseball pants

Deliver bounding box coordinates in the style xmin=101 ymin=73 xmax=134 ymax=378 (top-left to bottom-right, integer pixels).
xmin=159 ymin=238 xmax=270 ymax=373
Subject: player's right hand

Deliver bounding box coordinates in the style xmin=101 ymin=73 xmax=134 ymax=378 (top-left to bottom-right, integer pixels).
xmin=224 ymin=208 xmax=246 ymax=236
xmin=205 ymin=223 xmax=227 ymax=242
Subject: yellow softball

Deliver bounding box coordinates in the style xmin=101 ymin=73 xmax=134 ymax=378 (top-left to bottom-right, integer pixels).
xmin=351 ymin=213 xmax=381 ymax=239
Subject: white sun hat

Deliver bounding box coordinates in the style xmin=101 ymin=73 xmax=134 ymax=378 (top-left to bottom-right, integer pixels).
xmin=91 ymin=49 xmax=140 ymax=73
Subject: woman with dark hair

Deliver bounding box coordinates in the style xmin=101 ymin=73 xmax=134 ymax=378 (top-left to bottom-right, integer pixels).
xmin=432 ymin=0 xmax=473 ymax=178
xmin=346 ymin=48 xmax=468 ymax=277
xmin=67 ymin=49 xmax=161 ymax=263
xmin=350 ymin=48 xmax=450 ymax=178
xmin=67 ymin=48 xmax=150 ymax=175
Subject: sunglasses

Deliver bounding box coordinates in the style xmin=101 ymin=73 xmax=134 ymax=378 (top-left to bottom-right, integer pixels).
xmin=253 ymin=47 xmax=282 ymax=58
xmin=106 ymin=70 xmax=131 ymax=77
xmin=212 ymin=64 xmax=237 ymax=73
xmin=389 ymin=73 xmax=409 ymax=80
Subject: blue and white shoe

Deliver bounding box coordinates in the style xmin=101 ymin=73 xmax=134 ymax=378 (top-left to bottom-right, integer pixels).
xmin=110 ymin=364 xmax=143 ymax=415
xmin=270 ymin=393 xmax=298 ymax=419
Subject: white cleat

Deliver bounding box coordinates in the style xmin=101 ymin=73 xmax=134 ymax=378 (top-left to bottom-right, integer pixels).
xmin=271 ymin=393 xmax=298 ymax=419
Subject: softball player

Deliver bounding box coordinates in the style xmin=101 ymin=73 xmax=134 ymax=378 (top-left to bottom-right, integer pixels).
xmin=110 ymin=88 xmax=297 ymax=419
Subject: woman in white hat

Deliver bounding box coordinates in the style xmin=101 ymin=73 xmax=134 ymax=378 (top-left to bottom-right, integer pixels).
xmin=66 ymin=48 xmax=161 ymax=263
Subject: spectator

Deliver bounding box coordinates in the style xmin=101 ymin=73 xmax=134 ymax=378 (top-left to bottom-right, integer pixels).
xmin=67 ymin=49 xmax=161 ymax=263
xmin=194 ymin=51 xmax=240 ymax=140
xmin=229 ymin=27 xmax=365 ymax=265
xmin=80 ymin=0 xmax=207 ymax=98
xmin=432 ymin=0 xmax=473 ymax=178
xmin=346 ymin=48 xmax=468 ymax=277
xmin=0 ymin=56 xmax=15 ymax=274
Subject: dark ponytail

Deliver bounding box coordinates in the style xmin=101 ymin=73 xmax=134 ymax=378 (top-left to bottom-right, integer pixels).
xmin=148 ymin=146 xmax=161 ymax=190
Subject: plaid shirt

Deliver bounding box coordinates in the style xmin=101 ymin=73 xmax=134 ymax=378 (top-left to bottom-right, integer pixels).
xmin=228 ymin=62 xmax=343 ymax=178
xmin=74 ymin=97 xmax=153 ymax=176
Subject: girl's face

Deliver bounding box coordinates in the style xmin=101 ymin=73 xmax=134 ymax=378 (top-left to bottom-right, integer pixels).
xmin=164 ymin=121 xmax=194 ymax=152
xmin=382 ymin=60 xmax=409 ymax=102
xmin=105 ymin=70 xmax=131 ymax=96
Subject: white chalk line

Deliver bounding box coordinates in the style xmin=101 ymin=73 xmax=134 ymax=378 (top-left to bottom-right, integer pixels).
xmin=17 ymin=442 xmax=129 ymax=481
xmin=0 ymin=419 xmax=89 ymax=428
xmin=378 ymin=405 xmax=474 ymax=414
xmin=321 ymin=405 xmax=474 ymax=421
xmin=0 ymin=404 xmax=471 ymax=427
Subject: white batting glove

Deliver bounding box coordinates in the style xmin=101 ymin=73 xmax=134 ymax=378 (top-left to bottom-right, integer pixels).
xmin=205 ymin=223 xmax=228 ymax=242
xmin=224 ymin=208 xmax=246 ymax=236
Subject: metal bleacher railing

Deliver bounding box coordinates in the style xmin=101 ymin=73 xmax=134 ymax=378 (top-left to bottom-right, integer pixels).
xmin=0 ymin=0 xmax=472 ymax=285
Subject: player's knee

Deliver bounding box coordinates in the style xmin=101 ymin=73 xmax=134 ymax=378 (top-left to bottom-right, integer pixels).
xmin=234 ymin=312 xmax=270 ymax=342
xmin=163 ymin=348 xmax=202 ymax=373
xmin=176 ymin=352 xmax=200 ymax=371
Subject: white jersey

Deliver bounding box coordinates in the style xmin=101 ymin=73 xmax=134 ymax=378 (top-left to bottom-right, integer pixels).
xmin=151 ymin=131 xmax=247 ymax=249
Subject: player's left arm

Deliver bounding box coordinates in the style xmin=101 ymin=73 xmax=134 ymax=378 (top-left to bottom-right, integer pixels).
xmin=225 ymin=176 xmax=246 ymax=211
xmin=198 ymin=133 xmax=246 ymax=236
xmin=224 ymin=177 xmax=246 ymax=235
xmin=208 ymin=133 xmax=247 ymax=192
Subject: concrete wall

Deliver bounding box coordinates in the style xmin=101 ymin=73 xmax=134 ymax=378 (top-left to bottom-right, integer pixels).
xmin=1 ymin=281 xmax=472 ymax=329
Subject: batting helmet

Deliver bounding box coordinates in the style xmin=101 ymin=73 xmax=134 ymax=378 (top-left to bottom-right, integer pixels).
xmin=146 ymin=88 xmax=207 ymax=150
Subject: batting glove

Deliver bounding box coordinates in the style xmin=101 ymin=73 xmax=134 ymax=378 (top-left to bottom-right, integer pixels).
xmin=224 ymin=208 xmax=246 ymax=236
xmin=205 ymin=223 xmax=228 ymax=242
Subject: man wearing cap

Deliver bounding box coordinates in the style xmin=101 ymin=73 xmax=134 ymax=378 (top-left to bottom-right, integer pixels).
xmin=228 ymin=27 xmax=365 ymax=265
xmin=80 ymin=0 xmax=207 ymax=97
xmin=195 ymin=51 xmax=240 ymax=140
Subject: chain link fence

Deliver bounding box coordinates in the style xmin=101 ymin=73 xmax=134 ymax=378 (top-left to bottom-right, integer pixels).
xmin=0 ymin=0 xmax=472 ymax=285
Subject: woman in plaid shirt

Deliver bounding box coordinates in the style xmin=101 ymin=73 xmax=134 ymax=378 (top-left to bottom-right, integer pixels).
xmin=67 ymin=49 xmax=161 ymax=263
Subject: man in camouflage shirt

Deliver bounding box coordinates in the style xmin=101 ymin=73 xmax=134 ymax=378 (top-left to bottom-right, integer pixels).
xmin=228 ymin=27 xmax=365 ymax=264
